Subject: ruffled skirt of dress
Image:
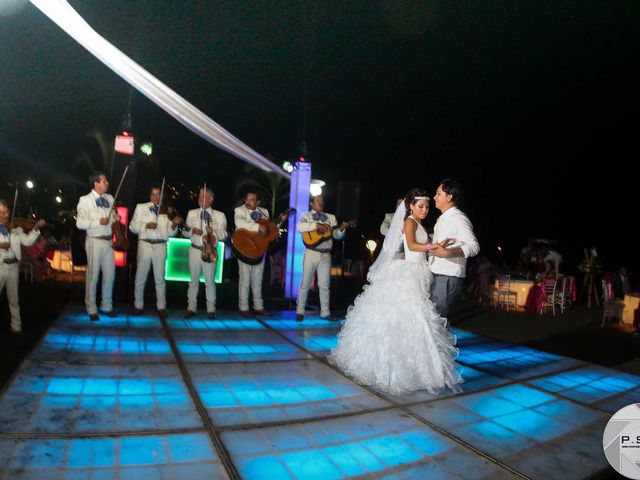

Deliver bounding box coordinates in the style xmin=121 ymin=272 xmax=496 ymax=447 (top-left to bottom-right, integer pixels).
xmin=327 ymin=259 xmax=463 ymax=396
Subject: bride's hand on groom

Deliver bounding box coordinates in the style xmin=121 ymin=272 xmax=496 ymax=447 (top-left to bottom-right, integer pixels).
xmin=440 ymin=237 xmax=455 ymax=248
xmin=429 ymin=239 xmax=455 ymax=257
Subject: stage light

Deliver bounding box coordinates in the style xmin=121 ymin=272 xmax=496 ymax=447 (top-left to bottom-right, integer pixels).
xmin=140 ymin=142 xmax=153 ymax=156
xmin=309 ymin=184 xmax=322 ymax=196
xmin=282 ymin=161 xmax=294 ymax=173
xmin=55 ymin=196 xmax=62 ymax=203
xmin=26 ymin=180 xmax=34 ymax=189
xmin=115 ymin=132 xmax=135 ymax=155
xmin=366 ymin=239 xmax=377 ymax=254
xmin=497 ymin=246 xmax=503 ymax=251
xmin=309 ymin=179 xmax=325 ymax=196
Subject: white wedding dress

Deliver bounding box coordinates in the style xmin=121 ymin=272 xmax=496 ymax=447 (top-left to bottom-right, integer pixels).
xmin=328 ymin=212 xmax=463 ymax=396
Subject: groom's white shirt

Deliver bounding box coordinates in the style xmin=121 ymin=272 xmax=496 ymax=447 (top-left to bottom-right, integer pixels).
xmin=429 ymin=207 xmax=479 ymax=278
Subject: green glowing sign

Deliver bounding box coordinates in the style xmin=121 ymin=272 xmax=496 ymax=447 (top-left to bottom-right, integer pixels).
xmin=164 ymin=238 xmax=224 ymax=284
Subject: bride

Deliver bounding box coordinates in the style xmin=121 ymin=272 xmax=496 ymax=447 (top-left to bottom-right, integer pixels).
xmin=328 ymin=188 xmax=463 ymax=395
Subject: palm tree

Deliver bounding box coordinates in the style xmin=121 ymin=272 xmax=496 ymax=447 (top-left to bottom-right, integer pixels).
xmin=71 ymin=129 xmax=159 ymax=192
xmin=72 ymin=129 xmax=114 ymax=180
xmin=236 ymin=165 xmax=290 ymax=218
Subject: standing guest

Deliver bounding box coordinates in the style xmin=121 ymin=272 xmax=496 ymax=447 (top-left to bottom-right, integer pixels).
xmin=0 ymin=200 xmax=45 ymax=335
xmin=429 ymin=179 xmax=480 ymax=317
xmin=129 ymin=185 xmax=182 ymax=318
xmin=612 ymin=266 xmax=633 ymax=299
xmin=234 ymin=190 xmax=270 ymax=317
xmin=76 ymin=172 xmax=118 ymax=321
xmin=296 ymin=195 xmax=347 ymax=321
xmin=543 ymin=248 xmax=563 ymax=275
xmin=183 ymin=188 xmax=227 ymax=319
xmin=379 ymin=197 xmax=404 ymax=236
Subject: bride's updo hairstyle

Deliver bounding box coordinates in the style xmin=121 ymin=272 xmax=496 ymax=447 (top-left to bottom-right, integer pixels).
xmin=404 ymin=188 xmax=429 ymax=219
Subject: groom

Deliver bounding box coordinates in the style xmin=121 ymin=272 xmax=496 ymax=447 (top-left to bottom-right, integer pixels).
xmin=428 ymin=179 xmax=479 ymax=317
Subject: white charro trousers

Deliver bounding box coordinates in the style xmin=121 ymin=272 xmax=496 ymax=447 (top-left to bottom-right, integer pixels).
xmin=237 ymin=259 xmax=265 ymax=311
xmin=296 ymin=249 xmax=331 ymax=317
xmin=84 ymin=237 xmax=115 ymax=314
xmin=134 ymin=241 xmax=168 ymax=310
xmin=187 ymin=247 xmax=217 ymax=313
xmin=0 ymin=263 xmax=21 ymax=331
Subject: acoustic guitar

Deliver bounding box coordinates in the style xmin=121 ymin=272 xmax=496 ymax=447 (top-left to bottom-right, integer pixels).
xmin=302 ymin=219 xmax=357 ymax=248
xmin=231 ymin=208 xmax=295 ymax=265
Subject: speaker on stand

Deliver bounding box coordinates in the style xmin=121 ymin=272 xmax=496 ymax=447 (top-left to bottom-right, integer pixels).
xmin=334 ymin=181 xmax=361 ymax=309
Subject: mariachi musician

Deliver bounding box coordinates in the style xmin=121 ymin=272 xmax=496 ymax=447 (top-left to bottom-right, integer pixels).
xmin=0 ymin=197 xmax=45 ymax=335
xmin=233 ymin=190 xmax=271 ymax=317
xmin=183 ymin=186 xmax=227 ymax=319
xmin=75 ymin=171 xmax=121 ymax=321
xmin=295 ymin=194 xmax=348 ymax=322
xmin=129 ymin=181 xmax=182 ymax=318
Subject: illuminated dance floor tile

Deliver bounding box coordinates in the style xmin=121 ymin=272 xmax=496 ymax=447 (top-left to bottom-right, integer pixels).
xmin=0 ymin=362 xmax=200 ymax=433
xmin=378 ymin=365 xmax=511 ymax=405
xmin=167 ymin=317 xmax=267 ymax=331
xmin=222 ymin=409 xmax=520 ymax=479
xmin=528 ymin=364 xmax=640 ymax=413
xmin=410 ymin=384 xmax=610 ymax=479
xmin=265 ymin=314 xmax=344 ymax=332
xmin=189 ymin=360 xmax=388 ymax=426
xmin=31 ymin=330 xmax=174 ymax=363
xmin=174 ymin=330 xmax=309 ymax=363
xmin=0 ymin=432 xmax=226 ymax=479
xmin=457 ymin=340 xmax=584 ymax=380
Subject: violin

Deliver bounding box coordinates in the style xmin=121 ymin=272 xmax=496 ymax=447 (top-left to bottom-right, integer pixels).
xmin=7 ymin=217 xmax=49 ymax=232
xmin=111 ymin=215 xmax=130 ymax=252
xmin=201 ymin=218 xmax=217 ymax=263
xmin=107 ymin=164 xmax=131 ymax=252
xmin=159 ymin=204 xmax=183 ymax=227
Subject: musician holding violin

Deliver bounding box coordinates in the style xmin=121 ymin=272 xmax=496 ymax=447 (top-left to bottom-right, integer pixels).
xmin=233 ymin=190 xmax=271 ymax=317
xmin=129 ymin=182 xmax=182 ymax=318
xmin=183 ymin=186 xmax=227 ymax=319
xmin=296 ymin=194 xmax=348 ymax=322
xmin=75 ymin=172 xmax=120 ymax=321
xmin=0 ymin=199 xmax=45 ymax=335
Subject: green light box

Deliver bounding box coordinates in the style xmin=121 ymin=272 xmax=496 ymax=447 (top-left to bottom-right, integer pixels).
xmin=164 ymin=238 xmax=224 ymax=284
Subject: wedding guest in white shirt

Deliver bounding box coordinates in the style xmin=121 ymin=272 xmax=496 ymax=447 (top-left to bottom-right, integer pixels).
xmin=429 ymin=179 xmax=480 ymax=317
xmin=379 ymin=197 xmax=404 ymax=236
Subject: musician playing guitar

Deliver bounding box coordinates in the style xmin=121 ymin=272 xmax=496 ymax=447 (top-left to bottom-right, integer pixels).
xmin=295 ymin=194 xmax=349 ymax=322
xmin=233 ymin=190 xmax=271 ymax=317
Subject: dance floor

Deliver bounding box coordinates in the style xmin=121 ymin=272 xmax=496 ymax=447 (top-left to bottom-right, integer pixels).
xmin=0 ymin=306 xmax=633 ymax=479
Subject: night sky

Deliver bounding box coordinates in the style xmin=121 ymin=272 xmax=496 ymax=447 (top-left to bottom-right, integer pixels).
xmin=1 ymin=1 xmax=639 ymax=272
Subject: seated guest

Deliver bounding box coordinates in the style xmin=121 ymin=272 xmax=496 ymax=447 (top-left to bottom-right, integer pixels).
xmin=22 ymin=234 xmax=54 ymax=281
xmin=535 ymin=260 xmax=556 ymax=284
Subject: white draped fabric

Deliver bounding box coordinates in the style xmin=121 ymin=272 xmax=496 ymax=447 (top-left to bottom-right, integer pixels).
xmin=29 ymin=0 xmax=288 ymax=178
